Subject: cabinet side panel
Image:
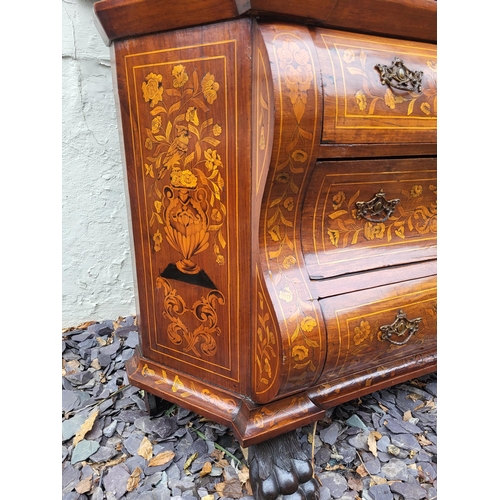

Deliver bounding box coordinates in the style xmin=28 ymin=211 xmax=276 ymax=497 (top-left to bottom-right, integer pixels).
xmin=113 ymin=19 xmax=253 ymax=394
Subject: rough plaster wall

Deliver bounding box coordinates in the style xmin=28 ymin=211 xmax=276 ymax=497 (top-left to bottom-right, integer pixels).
xmin=62 ymin=0 xmax=135 ymax=327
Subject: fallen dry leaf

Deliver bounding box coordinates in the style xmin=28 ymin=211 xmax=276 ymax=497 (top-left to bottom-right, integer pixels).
xmin=370 ymin=476 xmax=387 ymax=486
xmin=201 ymin=495 xmax=215 ymax=500
xmin=238 ymin=465 xmax=250 ymax=484
xmin=75 ymin=475 xmax=93 ymax=494
xmin=184 ymin=452 xmax=198 ymax=470
xmin=200 ymin=462 xmax=212 ymax=477
xmin=73 ymin=410 xmax=99 ymax=446
xmin=403 ymin=410 xmax=413 ymax=422
xmin=356 ymin=463 xmax=369 ymax=477
xmin=368 ymin=430 xmax=380 ymax=457
xmin=148 ymin=450 xmax=175 ymax=467
xmin=347 ymin=475 xmax=363 ymax=491
xmin=137 ymin=437 xmax=153 ymax=460
xmin=126 ymin=467 xmax=142 ymax=492
xmin=417 ymin=434 xmax=433 ymax=446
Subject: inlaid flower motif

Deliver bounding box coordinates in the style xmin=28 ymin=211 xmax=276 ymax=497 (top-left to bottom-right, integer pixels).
xmin=364 ymin=222 xmax=386 ymax=240
xmin=185 ymin=106 xmax=199 ymax=126
xmin=145 ymin=163 xmax=154 ymax=178
xmin=343 ymin=49 xmax=355 ymax=64
xmin=353 ymin=320 xmax=370 ymax=346
xmin=284 ymin=197 xmax=294 ymax=211
xmin=395 ymin=226 xmax=405 ymax=239
xmin=153 ymin=230 xmax=162 ymax=252
xmin=170 ymin=168 xmax=198 ymax=189
xmin=277 ymin=41 xmax=296 ymax=68
xmin=420 ymin=102 xmax=431 ymax=115
xmin=154 ymin=200 xmax=162 ymax=213
xmin=151 ymin=116 xmax=162 ymax=134
xmin=145 ymin=138 xmax=153 ymax=150
xmin=213 ymin=124 xmax=222 ymax=136
xmin=292 ymin=345 xmax=309 ymax=361
xmin=384 ymin=88 xmax=404 ymax=110
xmin=355 ymin=90 xmax=367 ymax=111
xmin=279 ymin=284 xmax=293 ymax=303
xmin=411 ymin=185 xmax=423 ymax=197
xmin=171 ymin=65 xmax=188 ymax=88
xmin=291 ymin=149 xmax=308 ymax=163
xmin=327 ymin=229 xmax=340 ymax=247
xmin=211 ymin=209 xmax=222 ymax=222
xmin=268 ymin=225 xmax=281 ymax=242
xmin=384 ymin=88 xmax=396 ymax=109
xmin=204 ymin=148 xmax=223 ymax=172
xmin=300 ymin=316 xmax=317 ymax=332
xmin=216 ymin=254 xmax=225 ymax=265
xmin=254 ymin=414 xmax=265 ymax=429
xmin=276 ymin=172 xmax=290 ymax=184
xmin=201 ymin=73 xmax=219 ymax=104
xmin=332 ymin=191 xmax=346 ymax=210
xmin=427 ymin=60 xmax=437 ymax=72
xmin=282 ymin=255 xmax=297 ymax=269
xmin=142 ymin=73 xmax=164 ymax=107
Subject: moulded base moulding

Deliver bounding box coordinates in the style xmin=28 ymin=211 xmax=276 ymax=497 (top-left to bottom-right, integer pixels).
xmin=125 ymin=349 xmax=436 ymax=447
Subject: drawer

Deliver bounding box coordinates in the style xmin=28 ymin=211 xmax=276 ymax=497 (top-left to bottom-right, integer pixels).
xmin=302 ymin=157 xmax=437 ymax=279
xmin=317 ymin=275 xmax=436 ymax=384
xmin=314 ymin=29 xmax=437 ymax=144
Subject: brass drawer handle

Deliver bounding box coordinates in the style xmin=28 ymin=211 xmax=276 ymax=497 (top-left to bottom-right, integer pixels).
xmin=375 ymin=57 xmax=423 ymax=93
xmin=356 ymin=189 xmax=400 ymax=223
xmin=379 ymin=310 xmax=422 ymax=346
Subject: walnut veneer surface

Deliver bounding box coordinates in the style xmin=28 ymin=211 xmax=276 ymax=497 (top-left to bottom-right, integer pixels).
xmin=94 ymin=0 xmax=437 ymax=446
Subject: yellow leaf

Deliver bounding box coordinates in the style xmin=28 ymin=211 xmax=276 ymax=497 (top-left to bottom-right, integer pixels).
xmin=73 ymin=410 xmax=99 ymax=446
xmin=184 ymin=452 xmax=198 ymax=470
xmin=148 ymin=450 xmax=175 ymax=467
xmin=368 ymin=431 xmax=378 ymax=457
xmin=200 ymin=462 xmax=212 ymax=477
xmin=137 ymin=437 xmax=153 ymax=460
xmin=126 ymin=467 xmax=142 ymax=492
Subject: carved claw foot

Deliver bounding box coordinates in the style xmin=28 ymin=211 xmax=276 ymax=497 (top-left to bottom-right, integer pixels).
xmin=248 ymin=431 xmax=320 ymax=500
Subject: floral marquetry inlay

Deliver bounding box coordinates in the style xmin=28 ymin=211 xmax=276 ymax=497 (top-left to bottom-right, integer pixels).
xmin=340 ymin=48 xmax=436 ymax=117
xmin=327 ymin=184 xmax=437 ymax=249
xmin=260 ymin=27 xmax=324 ymax=395
xmin=141 ymin=66 xmax=227 ymax=274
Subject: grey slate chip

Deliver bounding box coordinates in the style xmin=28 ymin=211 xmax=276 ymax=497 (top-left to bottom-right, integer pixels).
xmin=61 ymin=317 xmax=436 ymax=499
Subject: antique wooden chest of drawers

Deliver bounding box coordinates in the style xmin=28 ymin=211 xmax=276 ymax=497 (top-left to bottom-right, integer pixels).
xmin=94 ymin=0 xmax=437 ymax=454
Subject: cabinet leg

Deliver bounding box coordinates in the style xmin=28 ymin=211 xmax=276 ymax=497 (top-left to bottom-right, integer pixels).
xmin=248 ymin=430 xmax=320 ymax=500
xmin=144 ymin=391 xmax=169 ymax=417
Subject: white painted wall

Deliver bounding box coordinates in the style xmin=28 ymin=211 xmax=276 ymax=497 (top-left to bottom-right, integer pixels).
xmin=62 ymin=0 xmax=135 ymax=327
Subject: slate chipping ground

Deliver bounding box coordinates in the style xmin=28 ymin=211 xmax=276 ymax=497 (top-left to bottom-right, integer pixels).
xmin=62 ymin=316 xmax=437 ymax=500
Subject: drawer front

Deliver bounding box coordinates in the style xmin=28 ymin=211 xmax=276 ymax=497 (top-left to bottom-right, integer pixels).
xmin=318 ymin=276 xmax=437 ymax=384
xmin=302 ymin=158 xmax=437 ymax=280
xmin=315 ymin=29 xmax=437 ymax=144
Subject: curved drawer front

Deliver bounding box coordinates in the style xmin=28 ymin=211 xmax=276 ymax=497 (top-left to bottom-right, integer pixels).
xmin=315 ymin=29 xmax=437 ymax=144
xmin=318 ymin=275 xmax=436 ymax=385
xmin=302 ymin=157 xmax=437 ymax=280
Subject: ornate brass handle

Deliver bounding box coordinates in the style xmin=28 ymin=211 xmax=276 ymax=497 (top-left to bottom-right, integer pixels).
xmin=375 ymin=57 xmax=423 ymax=93
xmin=356 ymin=190 xmax=400 ymax=223
xmin=379 ymin=310 xmax=422 ymax=346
